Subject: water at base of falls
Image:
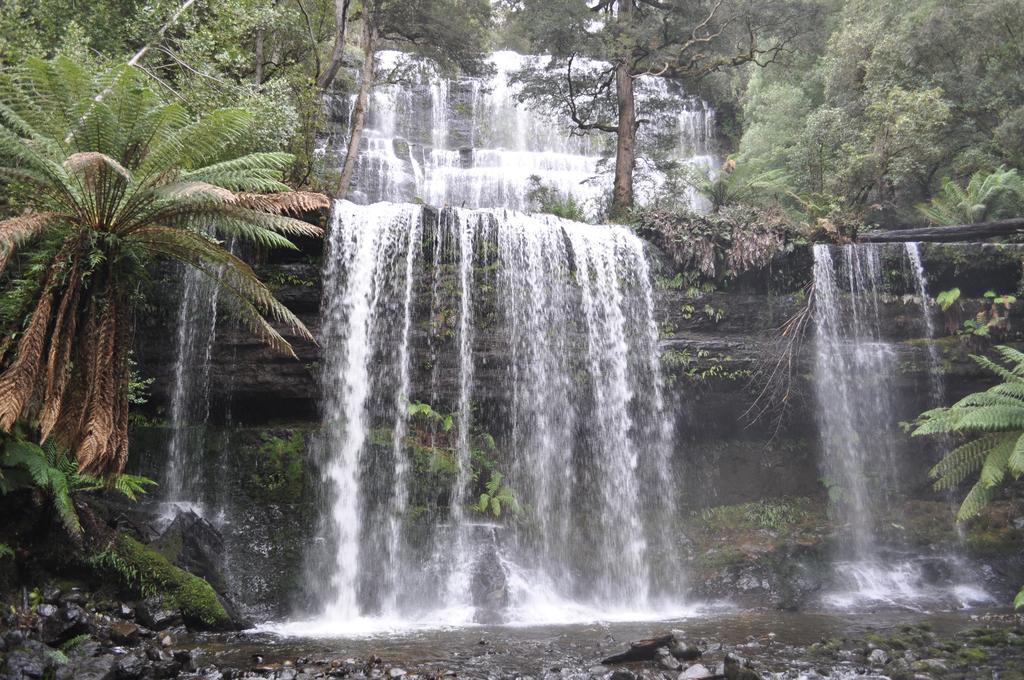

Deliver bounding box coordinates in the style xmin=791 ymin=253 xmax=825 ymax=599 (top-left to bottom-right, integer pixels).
xmin=294 ymin=200 xmax=684 ymax=633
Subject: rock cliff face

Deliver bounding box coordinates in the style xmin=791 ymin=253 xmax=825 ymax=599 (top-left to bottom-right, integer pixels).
xmin=131 ymin=224 xmax=1024 ymax=617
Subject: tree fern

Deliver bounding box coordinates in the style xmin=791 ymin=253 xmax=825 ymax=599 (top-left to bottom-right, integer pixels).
xmin=0 ymin=56 xmax=329 ymax=475
xmin=918 ymin=166 xmax=1024 ymax=225
xmin=913 ymin=346 xmax=1024 ymax=521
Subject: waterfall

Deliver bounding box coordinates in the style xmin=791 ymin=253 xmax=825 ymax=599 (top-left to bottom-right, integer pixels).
xmin=811 ymin=243 xmax=990 ymax=609
xmin=295 ymin=200 xmax=683 ymax=632
xmin=334 ymin=51 xmax=717 ymax=217
xmin=904 ymin=242 xmax=945 ymax=406
xmin=162 ymin=264 xmax=220 ymax=517
xmin=811 ymin=244 xmax=900 ymax=558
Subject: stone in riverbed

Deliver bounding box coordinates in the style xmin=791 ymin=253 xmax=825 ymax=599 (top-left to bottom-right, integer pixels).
xmin=670 ymin=641 xmax=702 ymax=661
xmin=657 ymin=647 xmax=682 ymax=671
xmin=116 ymin=653 xmax=147 ymax=679
xmin=723 ymin=653 xmax=762 ymax=680
xmin=54 ymin=655 xmax=117 ymax=680
xmin=868 ymin=648 xmax=889 ymax=666
xmin=608 ymin=670 xmax=636 ymax=680
xmin=678 ymin=664 xmax=713 ymax=680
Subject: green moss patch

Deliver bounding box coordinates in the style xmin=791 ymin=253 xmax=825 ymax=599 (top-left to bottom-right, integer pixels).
xmin=92 ymin=535 xmax=231 ymax=629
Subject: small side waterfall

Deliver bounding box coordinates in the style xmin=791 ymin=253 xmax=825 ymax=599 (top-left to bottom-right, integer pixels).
xmin=904 ymin=242 xmax=945 ymax=406
xmin=162 ymin=264 xmax=220 ymax=516
xmin=295 ymin=200 xmax=683 ymax=632
xmin=811 ymin=244 xmax=900 ymax=558
xmin=812 ymin=243 xmax=991 ymax=608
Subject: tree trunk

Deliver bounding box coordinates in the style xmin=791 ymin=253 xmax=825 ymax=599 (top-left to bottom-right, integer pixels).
xmin=859 ymin=218 xmax=1024 ymax=243
xmin=610 ymin=59 xmax=636 ymax=220
xmin=335 ymin=20 xmax=376 ymax=200
xmin=254 ymin=28 xmax=265 ymax=85
xmin=317 ymin=0 xmax=351 ymax=91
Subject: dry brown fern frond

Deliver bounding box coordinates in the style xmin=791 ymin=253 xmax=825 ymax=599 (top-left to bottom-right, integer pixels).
xmin=74 ymin=294 xmax=119 ymax=474
xmin=40 ymin=267 xmax=83 ymax=441
xmin=235 ymin=191 xmax=330 ymax=215
xmin=0 ymin=212 xmax=56 ymax=273
xmin=0 ymin=286 xmax=55 ymax=430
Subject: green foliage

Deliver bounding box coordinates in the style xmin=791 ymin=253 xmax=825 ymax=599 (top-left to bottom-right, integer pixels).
xmin=251 ymin=430 xmax=306 ymax=494
xmin=0 ymin=435 xmax=156 ymax=536
xmin=913 ymin=346 xmax=1024 ymax=521
xmin=955 ymin=291 xmax=1017 ymax=339
xmin=735 ymin=0 xmax=1024 ymax=220
xmin=92 ymin=534 xmax=230 ymax=628
xmin=696 ymin=497 xmax=815 ymax=533
xmin=408 ymin=401 xmax=454 ymax=432
xmin=0 ymin=55 xmax=322 ymax=474
xmin=474 ymin=471 xmax=519 ymax=518
xmin=0 ymin=543 xmax=12 ymax=559
xmin=634 ymin=205 xmax=801 ymax=281
xmin=936 ymin=288 xmax=961 ymax=311
xmin=918 ymin=167 xmax=1024 ymax=225
xmin=693 ymin=164 xmax=791 ymax=213
xmin=526 ymin=175 xmax=588 ymax=222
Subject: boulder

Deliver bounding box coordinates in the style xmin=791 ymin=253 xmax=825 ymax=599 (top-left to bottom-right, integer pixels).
xmin=3 ymin=640 xmax=56 ymax=679
xmin=134 ymin=597 xmax=182 ymax=631
xmin=38 ymin=604 xmax=90 ymax=645
xmin=470 ymin=544 xmax=509 ymax=624
xmin=152 ymin=511 xmax=228 ymax=594
xmin=723 ymin=654 xmax=761 ymax=680
xmin=116 ymin=653 xmax=148 ymax=679
xmin=679 ymin=664 xmax=714 ymax=680
xmin=54 ymin=655 xmax=117 ymax=680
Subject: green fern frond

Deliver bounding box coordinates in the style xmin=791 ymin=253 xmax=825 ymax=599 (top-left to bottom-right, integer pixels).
xmin=113 ymin=474 xmax=158 ymax=501
xmin=930 ymin=432 xmax=1014 ymax=490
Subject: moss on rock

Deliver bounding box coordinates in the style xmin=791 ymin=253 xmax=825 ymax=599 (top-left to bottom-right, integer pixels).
xmin=97 ymin=535 xmax=231 ymax=629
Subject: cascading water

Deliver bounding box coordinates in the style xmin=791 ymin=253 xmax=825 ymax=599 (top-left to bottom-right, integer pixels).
xmin=904 ymin=242 xmax=945 ymax=406
xmin=161 ymin=264 xmax=220 ymax=518
xmin=329 ymin=51 xmax=717 ymax=217
xmin=286 ymin=200 xmax=685 ymax=634
xmin=812 ymin=244 xmax=901 ymax=558
xmin=812 ymin=243 xmax=990 ymax=609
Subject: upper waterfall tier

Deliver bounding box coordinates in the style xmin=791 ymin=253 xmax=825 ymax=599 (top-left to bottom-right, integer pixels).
xmin=321 ymin=51 xmax=718 ymax=216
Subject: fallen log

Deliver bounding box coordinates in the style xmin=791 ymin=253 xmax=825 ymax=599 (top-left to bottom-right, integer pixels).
xmin=858 ymin=218 xmax=1024 ymax=243
xmin=601 ymin=634 xmax=674 ymax=664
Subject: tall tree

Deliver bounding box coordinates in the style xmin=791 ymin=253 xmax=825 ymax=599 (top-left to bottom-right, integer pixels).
xmin=508 ymin=0 xmax=816 ymax=218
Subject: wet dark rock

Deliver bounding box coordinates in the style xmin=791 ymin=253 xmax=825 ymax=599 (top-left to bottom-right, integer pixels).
xmin=608 ymin=670 xmax=636 ymax=680
xmin=38 ymin=603 xmax=90 ymax=644
xmin=116 ymin=653 xmax=148 ymax=679
xmin=153 ymin=511 xmax=229 ymax=594
xmin=62 ymin=589 xmax=87 ymax=606
xmin=670 ymin=641 xmax=702 ymax=662
xmin=657 ymin=647 xmax=682 ymax=671
xmin=471 ymin=543 xmax=510 ymax=624
xmin=54 ymin=655 xmax=117 ymax=680
xmin=109 ymin=621 xmax=142 ymax=646
xmin=868 ymin=649 xmax=889 ymax=666
xmin=3 ymin=640 xmax=55 ymax=679
xmin=41 ymin=587 xmax=61 ymax=605
xmin=723 ymin=654 xmax=761 ymax=680
xmin=135 ymin=597 xmax=183 ymax=631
